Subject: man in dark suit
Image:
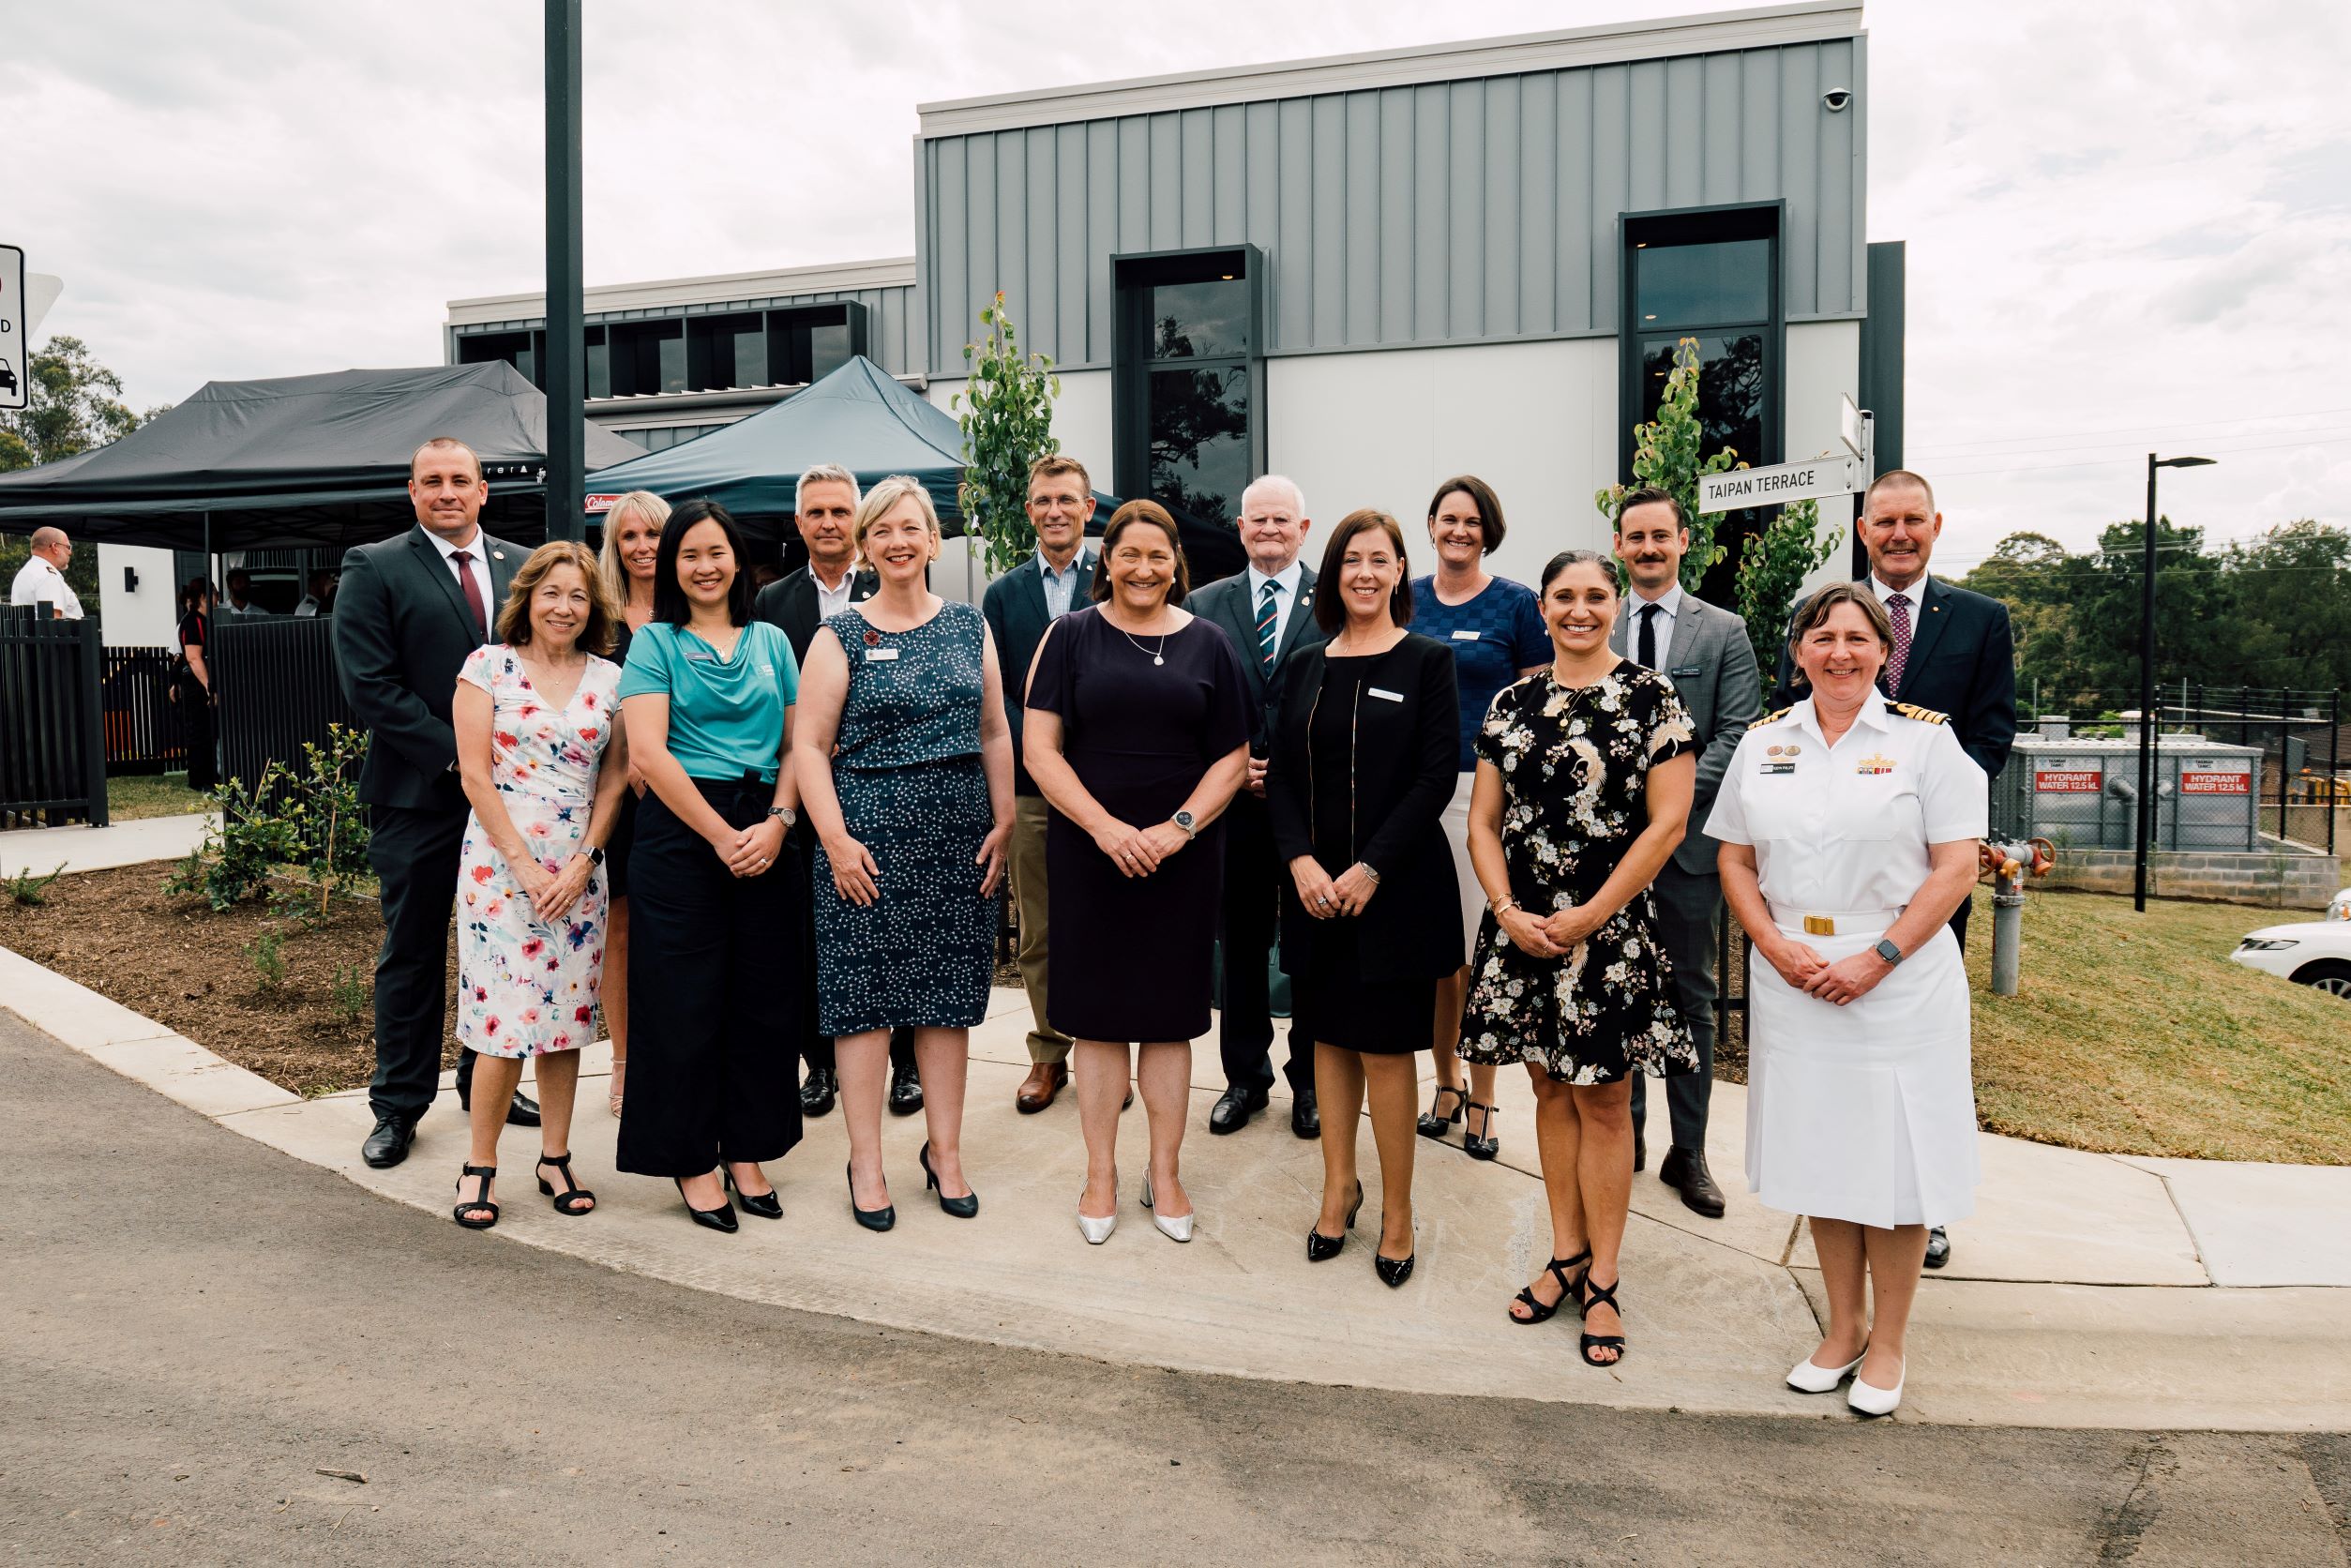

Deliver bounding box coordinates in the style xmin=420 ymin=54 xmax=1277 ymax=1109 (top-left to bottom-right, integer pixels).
xmin=1773 ymin=467 xmax=2016 ymax=1269
xmin=1186 ymin=475 xmax=1328 ymax=1138
xmin=980 ymin=455 xmax=1097 ymax=1112
xmin=334 ymin=436 xmax=531 ymax=1168
xmin=1609 ymin=487 xmax=1762 ymax=1217
xmin=750 ymin=462 xmax=921 ymax=1119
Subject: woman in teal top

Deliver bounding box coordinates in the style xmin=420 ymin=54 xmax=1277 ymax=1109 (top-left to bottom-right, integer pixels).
xmin=616 ymin=500 xmax=804 ymax=1234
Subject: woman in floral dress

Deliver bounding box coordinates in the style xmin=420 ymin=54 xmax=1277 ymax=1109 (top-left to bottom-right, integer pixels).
xmin=1459 ymin=550 xmax=1696 ymax=1366
xmin=449 ymin=541 xmax=627 ymax=1230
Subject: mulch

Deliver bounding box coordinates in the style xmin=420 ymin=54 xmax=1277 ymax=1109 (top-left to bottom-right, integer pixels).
xmin=0 ymin=864 xmax=456 ymax=1098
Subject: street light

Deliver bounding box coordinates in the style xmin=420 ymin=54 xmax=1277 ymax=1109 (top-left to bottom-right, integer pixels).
xmin=2134 ymin=453 xmax=2217 ymax=912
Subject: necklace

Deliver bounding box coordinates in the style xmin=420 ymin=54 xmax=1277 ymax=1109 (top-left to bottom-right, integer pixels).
xmin=1122 ymin=627 xmax=1168 ymax=666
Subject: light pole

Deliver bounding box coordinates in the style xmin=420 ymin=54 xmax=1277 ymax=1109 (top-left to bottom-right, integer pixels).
xmin=2134 ymin=452 xmax=2215 ymax=912
xmin=543 ymin=0 xmax=584 ymax=542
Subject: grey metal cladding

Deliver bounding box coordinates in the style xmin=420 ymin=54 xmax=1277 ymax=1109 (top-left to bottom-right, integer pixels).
xmin=921 ymin=37 xmax=1863 ymax=372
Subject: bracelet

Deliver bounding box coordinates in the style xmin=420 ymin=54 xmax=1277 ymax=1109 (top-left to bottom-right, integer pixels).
xmin=1355 ymin=863 xmax=1380 ymax=885
xmin=1493 ymin=897 xmax=1518 ymax=917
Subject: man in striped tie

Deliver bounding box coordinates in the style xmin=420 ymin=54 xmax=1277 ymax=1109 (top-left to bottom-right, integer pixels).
xmin=1186 ymin=476 xmax=1327 ymax=1137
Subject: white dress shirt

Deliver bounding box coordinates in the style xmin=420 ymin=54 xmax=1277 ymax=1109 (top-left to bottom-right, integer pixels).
xmin=423 ymin=524 xmax=495 ymax=640
xmin=1868 ymin=566 xmax=1931 ymax=607
xmin=809 ymin=561 xmax=859 ymax=621
xmin=1626 ymin=580 xmax=1685 ymax=666
xmin=9 ymin=555 xmax=83 ymax=619
xmin=1244 ymin=560 xmax=1305 ymax=655
xmin=1036 ymin=546 xmax=1093 ymax=620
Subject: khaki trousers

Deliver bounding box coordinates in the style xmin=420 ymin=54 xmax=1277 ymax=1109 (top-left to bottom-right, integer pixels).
xmin=1012 ymin=793 xmax=1073 ymax=1064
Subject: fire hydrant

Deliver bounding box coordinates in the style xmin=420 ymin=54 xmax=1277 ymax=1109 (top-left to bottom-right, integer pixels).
xmin=1981 ymin=837 xmax=2057 ymax=996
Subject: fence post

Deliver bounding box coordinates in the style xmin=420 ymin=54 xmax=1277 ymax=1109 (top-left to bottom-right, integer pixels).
xmin=2331 ymin=688 xmax=2342 ymax=857
xmin=77 ymin=620 xmax=110 ymax=826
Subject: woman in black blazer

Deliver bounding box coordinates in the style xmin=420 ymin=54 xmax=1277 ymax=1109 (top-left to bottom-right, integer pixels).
xmin=1268 ymin=510 xmax=1462 ymax=1288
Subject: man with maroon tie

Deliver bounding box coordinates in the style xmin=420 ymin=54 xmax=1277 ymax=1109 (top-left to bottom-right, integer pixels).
xmin=335 ymin=437 xmax=530 ymax=1168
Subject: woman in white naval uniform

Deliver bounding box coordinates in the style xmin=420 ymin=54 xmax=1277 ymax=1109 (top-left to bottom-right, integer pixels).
xmin=1705 ymin=583 xmax=1985 ymax=1417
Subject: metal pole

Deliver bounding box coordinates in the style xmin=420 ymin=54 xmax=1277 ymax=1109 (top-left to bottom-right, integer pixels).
xmin=2133 ymin=454 xmax=2159 ymax=912
xmin=2330 ymin=688 xmax=2341 ymax=856
xmin=543 ymin=0 xmax=585 ymax=542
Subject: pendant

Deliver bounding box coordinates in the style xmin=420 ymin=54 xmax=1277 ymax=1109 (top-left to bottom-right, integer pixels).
xmin=1153 ymin=655 xmax=1164 ymax=667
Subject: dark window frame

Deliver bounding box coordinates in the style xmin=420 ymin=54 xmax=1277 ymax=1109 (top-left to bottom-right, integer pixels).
xmin=1110 ymin=244 xmax=1266 ymax=529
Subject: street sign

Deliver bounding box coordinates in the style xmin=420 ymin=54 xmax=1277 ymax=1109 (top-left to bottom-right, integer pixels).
xmin=0 ymin=246 xmax=24 ymax=411
xmin=1696 ymin=452 xmax=1870 ymax=514
xmin=1839 ymin=394 xmax=1865 ymax=459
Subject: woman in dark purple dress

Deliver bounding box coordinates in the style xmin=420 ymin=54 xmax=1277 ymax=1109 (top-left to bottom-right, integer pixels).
xmin=1024 ymin=501 xmax=1251 ymax=1247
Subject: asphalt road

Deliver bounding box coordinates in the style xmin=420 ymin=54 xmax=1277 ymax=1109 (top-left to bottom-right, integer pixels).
xmin=3 ymin=1013 xmax=2345 ymax=1567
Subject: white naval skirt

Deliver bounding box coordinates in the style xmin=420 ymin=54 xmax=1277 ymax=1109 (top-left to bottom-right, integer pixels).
xmin=1439 ymin=770 xmax=1483 ymax=960
xmin=1744 ymin=921 xmax=1980 ymax=1229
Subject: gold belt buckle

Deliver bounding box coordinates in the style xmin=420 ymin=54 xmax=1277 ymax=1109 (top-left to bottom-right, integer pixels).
xmin=1803 ymin=914 xmax=1835 ymax=936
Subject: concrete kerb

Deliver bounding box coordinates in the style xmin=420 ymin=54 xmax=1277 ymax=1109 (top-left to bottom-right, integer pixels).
xmin=4 ymin=940 xmax=2347 ymax=1433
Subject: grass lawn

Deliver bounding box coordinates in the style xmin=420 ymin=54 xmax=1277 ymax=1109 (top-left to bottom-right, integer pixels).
xmin=1966 ymin=883 xmax=2351 ymax=1165
xmin=105 ymin=772 xmax=213 ymax=822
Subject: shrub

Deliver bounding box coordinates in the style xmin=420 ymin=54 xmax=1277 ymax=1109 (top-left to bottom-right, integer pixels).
xmin=246 ymin=927 xmax=288 ymax=992
xmin=167 ymin=725 xmax=370 ymax=914
xmin=7 ymin=862 xmax=67 ymax=907
xmin=953 ymin=292 xmax=1061 ymax=575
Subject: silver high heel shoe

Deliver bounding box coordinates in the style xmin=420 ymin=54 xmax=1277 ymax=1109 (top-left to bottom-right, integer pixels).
xmin=1786 ymin=1344 xmax=1866 ymax=1394
xmin=1847 ymin=1358 xmax=1906 ymax=1416
xmin=1077 ymin=1179 xmax=1118 ymax=1245
xmin=1139 ymin=1175 xmax=1194 ymax=1244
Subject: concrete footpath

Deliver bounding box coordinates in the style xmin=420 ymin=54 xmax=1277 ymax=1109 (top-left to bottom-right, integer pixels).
xmin=3 ymin=939 xmax=2345 ymax=1436
xmin=0 ymin=809 xmax=214 ymax=878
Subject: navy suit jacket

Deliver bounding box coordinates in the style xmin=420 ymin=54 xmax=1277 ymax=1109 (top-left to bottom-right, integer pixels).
xmin=1186 ymin=565 xmax=1326 ymax=756
xmin=1772 ymin=575 xmax=2018 ymax=780
xmin=983 ymin=549 xmax=1095 ymax=794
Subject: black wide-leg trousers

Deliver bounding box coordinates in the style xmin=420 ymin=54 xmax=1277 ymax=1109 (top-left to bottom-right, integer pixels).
xmin=617 ymin=776 xmax=804 ymax=1178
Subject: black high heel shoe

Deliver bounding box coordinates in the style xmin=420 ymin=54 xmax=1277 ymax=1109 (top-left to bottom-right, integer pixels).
xmin=1416 ymin=1078 xmax=1467 ymax=1139
xmin=1464 ymin=1101 xmax=1500 ymax=1161
xmin=1509 ymin=1247 xmax=1590 ymax=1325
xmin=723 ymin=1165 xmax=782 ymax=1220
xmin=1577 ymin=1274 xmax=1628 ymax=1366
xmin=846 ymin=1161 xmax=896 ymax=1232
xmin=1305 ymin=1180 xmax=1364 ymax=1261
xmin=535 ymin=1152 xmax=595 ymax=1216
xmin=1375 ymin=1231 xmax=1416 ymax=1289
xmin=919 ymin=1142 xmax=978 ymax=1219
xmin=452 ymin=1164 xmax=499 ymax=1229
xmin=673 ymin=1175 xmax=738 ymax=1234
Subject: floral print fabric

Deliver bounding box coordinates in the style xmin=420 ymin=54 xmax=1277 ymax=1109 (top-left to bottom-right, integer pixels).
xmin=455 ymin=644 xmax=621 ymax=1059
xmin=1458 ymin=662 xmax=1699 ymax=1084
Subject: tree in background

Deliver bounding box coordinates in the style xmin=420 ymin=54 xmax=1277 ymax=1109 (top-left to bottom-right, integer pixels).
xmin=2223 ymin=520 xmax=2351 ymax=693
xmin=1731 ymin=493 xmax=1840 ymax=675
xmin=952 ymin=293 xmax=1060 ymax=576
xmin=0 ymin=336 xmax=164 ymax=616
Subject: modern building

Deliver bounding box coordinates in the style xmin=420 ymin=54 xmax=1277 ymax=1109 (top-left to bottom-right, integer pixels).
xmin=447 ymin=0 xmax=1898 ymax=599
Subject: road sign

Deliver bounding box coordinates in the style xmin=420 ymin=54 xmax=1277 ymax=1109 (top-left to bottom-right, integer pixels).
xmin=0 ymin=246 xmax=24 ymax=411
xmin=1696 ymin=452 xmax=1870 ymax=514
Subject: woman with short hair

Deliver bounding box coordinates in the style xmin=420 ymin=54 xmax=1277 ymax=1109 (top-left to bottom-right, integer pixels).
xmin=1024 ymin=501 xmax=1251 ymax=1244
xmin=594 ymin=490 xmax=668 ymax=1117
xmin=448 ymin=541 xmax=627 ymax=1229
xmin=1459 ymin=550 xmax=1697 ymax=1366
xmin=1709 ymin=583 xmax=1986 ymax=1416
xmin=618 ymin=500 xmax=803 ymax=1233
xmin=1268 ymin=509 xmax=1460 ymax=1286
xmin=793 ymin=475 xmax=1013 ymax=1231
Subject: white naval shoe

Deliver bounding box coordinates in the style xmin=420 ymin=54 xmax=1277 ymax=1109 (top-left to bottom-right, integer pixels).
xmin=1786 ymin=1344 xmax=1867 ymax=1395
xmin=1847 ymin=1358 xmax=1906 ymax=1417
xmin=1077 ymin=1181 xmax=1118 ymax=1244
xmin=1139 ymin=1175 xmax=1194 ymax=1243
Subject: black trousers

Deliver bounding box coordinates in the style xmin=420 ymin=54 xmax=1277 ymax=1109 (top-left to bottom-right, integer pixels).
xmin=1217 ymin=792 xmax=1311 ymax=1096
xmin=1630 ymin=862 xmax=1719 ymax=1153
xmin=181 ymin=695 xmax=218 ymax=792
xmin=617 ymin=778 xmax=804 ymax=1178
xmin=367 ymin=802 xmax=473 ymax=1123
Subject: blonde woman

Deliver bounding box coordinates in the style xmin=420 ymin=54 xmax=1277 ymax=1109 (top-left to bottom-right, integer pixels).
xmin=595 ymin=490 xmax=669 ymax=1115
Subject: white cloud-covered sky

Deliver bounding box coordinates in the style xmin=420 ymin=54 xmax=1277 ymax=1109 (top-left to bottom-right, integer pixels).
xmin=6 ymin=0 xmax=2345 ymax=567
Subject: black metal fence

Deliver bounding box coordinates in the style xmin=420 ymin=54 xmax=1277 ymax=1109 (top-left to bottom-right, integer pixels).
xmin=213 ymin=615 xmax=354 ymax=792
xmin=0 ymin=606 xmax=109 ymax=829
xmin=100 ymin=645 xmax=188 ymax=775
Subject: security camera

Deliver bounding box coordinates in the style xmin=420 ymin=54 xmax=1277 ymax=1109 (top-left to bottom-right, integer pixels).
xmin=1822 ymin=88 xmax=1852 ymax=112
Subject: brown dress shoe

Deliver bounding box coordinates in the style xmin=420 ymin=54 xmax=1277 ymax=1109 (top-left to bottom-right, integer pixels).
xmin=1016 ymin=1062 xmax=1068 ymax=1113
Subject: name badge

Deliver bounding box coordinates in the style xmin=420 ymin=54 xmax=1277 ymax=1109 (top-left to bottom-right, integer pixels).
xmin=867 ymin=647 xmax=900 ymax=663
xmin=1369 ymin=686 xmax=1404 ymax=702
xmin=1761 ymin=761 xmax=1797 ymax=775
xmin=1670 ymin=665 xmax=1703 ymax=678
xmin=683 ymin=649 xmax=716 ymax=664
xmin=1450 ymin=629 xmax=1480 ymax=641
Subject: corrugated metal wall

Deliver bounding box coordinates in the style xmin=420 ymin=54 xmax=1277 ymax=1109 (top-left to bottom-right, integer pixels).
xmin=922 ymin=38 xmax=1862 ymax=372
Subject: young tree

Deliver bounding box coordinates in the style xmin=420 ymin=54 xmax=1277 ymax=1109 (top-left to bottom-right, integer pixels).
xmin=952 ymin=294 xmax=1061 ymax=576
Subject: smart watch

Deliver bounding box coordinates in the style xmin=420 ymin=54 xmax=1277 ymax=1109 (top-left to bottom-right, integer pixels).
xmin=1873 ymin=938 xmax=1903 ymax=966
xmin=587 ymin=845 xmax=604 ymax=866
xmin=1172 ymin=809 xmax=1198 ymax=841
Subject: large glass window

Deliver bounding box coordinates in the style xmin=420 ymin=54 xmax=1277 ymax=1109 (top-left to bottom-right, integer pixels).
xmin=1115 ymin=249 xmax=1260 ymax=544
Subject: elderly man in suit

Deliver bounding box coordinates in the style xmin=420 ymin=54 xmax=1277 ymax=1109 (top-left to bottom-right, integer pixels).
xmin=1609 ymin=486 xmax=1762 ymax=1217
xmin=335 ymin=436 xmax=531 ymax=1168
xmin=1773 ymin=466 xmax=2017 ymax=1268
xmin=751 ymin=462 xmax=921 ymax=1119
xmin=1187 ymin=475 xmax=1328 ymax=1138
xmin=980 ymin=454 xmax=1097 ymax=1111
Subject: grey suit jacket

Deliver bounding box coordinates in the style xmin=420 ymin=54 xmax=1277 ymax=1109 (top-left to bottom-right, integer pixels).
xmin=983 ymin=549 xmax=1095 ymax=793
xmin=1611 ymin=590 xmax=1763 ymax=876
xmin=1186 ymin=565 xmax=1326 ymax=754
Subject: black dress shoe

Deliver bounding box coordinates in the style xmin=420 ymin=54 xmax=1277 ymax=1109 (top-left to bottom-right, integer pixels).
xmin=361 ymin=1113 xmax=415 ymax=1169
xmin=1923 ymin=1225 xmax=1952 ymax=1270
xmin=1633 ymin=1122 xmax=1647 ymax=1173
xmin=1208 ymin=1085 xmax=1266 ymax=1135
xmin=506 ymin=1090 xmax=541 ymax=1128
xmin=801 ymin=1067 xmax=839 ymax=1117
xmin=888 ymin=1061 xmax=924 ymax=1116
xmin=1658 ymin=1146 xmax=1726 ymax=1218
xmin=1290 ymin=1089 xmax=1319 ymax=1139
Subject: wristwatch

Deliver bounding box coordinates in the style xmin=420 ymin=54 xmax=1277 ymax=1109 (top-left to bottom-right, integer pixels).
xmin=586 ymin=845 xmax=605 ymax=866
xmin=1172 ymin=809 xmax=1198 ymax=841
xmin=768 ymin=806 xmax=798 ymax=829
xmin=1873 ymin=938 xmax=1904 ymax=966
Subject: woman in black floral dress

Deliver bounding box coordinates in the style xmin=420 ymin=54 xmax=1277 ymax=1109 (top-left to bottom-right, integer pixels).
xmin=1459 ymin=550 xmax=1696 ymax=1367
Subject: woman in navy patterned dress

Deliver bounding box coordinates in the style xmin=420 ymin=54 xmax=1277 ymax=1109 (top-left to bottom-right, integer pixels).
xmin=793 ymin=476 xmax=1014 ymax=1231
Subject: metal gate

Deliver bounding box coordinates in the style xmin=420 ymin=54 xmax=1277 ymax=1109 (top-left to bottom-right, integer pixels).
xmin=213 ymin=616 xmax=355 ymax=793
xmin=0 ymin=607 xmax=109 ymax=828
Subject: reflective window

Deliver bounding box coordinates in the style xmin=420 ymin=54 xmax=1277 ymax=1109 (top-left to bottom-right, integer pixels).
xmin=1150 ymin=278 xmax=1249 ymax=359
xmin=1634 ymin=239 xmax=1771 ymax=327
xmin=809 ymin=323 xmax=851 ymax=381
xmin=1638 ymin=331 xmax=1766 ymax=466
xmin=1148 ymin=366 xmax=1251 ymax=530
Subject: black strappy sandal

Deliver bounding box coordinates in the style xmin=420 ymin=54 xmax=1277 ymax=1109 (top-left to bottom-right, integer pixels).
xmin=1417 ymin=1078 xmax=1469 ymax=1139
xmin=453 ymin=1164 xmax=499 ymax=1229
xmin=1509 ymin=1247 xmax=1590 ymax=1325
xmin=1577 ymin=1274 xmax=1628 ymax=1366
xmin=1464 ymin=1101 xmax=1500 ymax=1160
xmin=535 ymin=1153 xmax=595 ymax=1216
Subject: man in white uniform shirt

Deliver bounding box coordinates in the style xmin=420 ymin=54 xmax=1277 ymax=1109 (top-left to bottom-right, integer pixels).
xmin=8 ymin=527 xmax=83 ymax=619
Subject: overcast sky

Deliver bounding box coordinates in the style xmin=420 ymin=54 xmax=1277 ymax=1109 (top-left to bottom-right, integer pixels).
xmin=6 ymin=0 xmax=2345 ymax=567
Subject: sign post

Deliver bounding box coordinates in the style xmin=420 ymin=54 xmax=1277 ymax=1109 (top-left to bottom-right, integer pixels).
xmin=0 ymin=246 xmax=25 ymax=411
xmin=1696 ymin=403 xmax=1874 ymax=517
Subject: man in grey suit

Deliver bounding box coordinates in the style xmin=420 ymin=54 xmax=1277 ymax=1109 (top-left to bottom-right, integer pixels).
xmin=1186 ymin=475 xmax=1327 ymax=1138
xmin=1609 ymin=485 xmax=1762 ymax=1217
xmin=981 ymin=454 xmax=1097 ymax=1112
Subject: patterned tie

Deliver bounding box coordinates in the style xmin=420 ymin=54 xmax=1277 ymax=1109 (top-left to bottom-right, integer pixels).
xmin=451 ymin=550 xmax=489 ymax=642
xmin=1636 ymin=603 xmax=1662 ymax=670
xmin=1885 ymin=592 xmax=1913 ymax=697
xmin=1255 ymin=580 xmax=1280 ymax=670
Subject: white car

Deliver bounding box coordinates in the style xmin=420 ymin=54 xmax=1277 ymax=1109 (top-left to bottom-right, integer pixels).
xmin=2231 ymin=894 xmax=2351 ymax=999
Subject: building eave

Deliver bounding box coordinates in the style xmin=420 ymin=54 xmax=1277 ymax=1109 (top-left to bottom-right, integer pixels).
xmin=447 ymin=256 xmax=917 ymax=327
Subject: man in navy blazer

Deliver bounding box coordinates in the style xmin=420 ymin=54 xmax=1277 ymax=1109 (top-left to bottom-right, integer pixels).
xmin=981 ymin=455 xmax=1097 ymax=1112
xmin=334 ymin=437 xmax=528 ymax=1169
xmin=1184 ymin=475 xmax=1328 ymax=1138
